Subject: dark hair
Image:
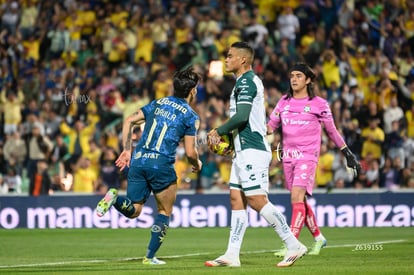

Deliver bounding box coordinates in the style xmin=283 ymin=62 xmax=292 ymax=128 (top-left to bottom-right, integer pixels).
xmin=230 ymin=41 xmax=254 ymax=58
xmin=173 ymin=67 xmax=200 ymax=98
xmin=286 ymin=62 xmax=316 ymax=99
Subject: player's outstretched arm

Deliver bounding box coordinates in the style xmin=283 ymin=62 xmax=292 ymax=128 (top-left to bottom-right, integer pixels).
xmin=184 ymin=135 xmax=202 ymax=172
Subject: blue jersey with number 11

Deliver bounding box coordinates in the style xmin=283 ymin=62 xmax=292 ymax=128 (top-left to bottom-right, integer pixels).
xmin=131 ymin=96 xmax=199 ymax=167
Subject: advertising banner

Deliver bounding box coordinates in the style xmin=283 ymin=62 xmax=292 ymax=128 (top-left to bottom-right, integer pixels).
xmin=1 ymin=192 xmax=413 ymax=229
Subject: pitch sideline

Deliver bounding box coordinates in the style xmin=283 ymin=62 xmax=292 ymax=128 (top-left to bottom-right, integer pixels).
xmin=0 ymin=239 xmax=407 ymax=269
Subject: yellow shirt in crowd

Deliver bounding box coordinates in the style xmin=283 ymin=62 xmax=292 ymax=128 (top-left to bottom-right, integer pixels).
xmin=316 ymin=152 xmax=335 ymax=187
xmin=73 ymin=168 xmax=97 ymax=192
xmin=361 ymin=127 xmax=385 ymax=159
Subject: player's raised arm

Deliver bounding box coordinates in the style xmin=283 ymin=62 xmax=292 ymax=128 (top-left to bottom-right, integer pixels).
xmin=122 ymin=110 xmax=145 ymax=151
xmin=115 ymin=110 xmax=145 ymax=171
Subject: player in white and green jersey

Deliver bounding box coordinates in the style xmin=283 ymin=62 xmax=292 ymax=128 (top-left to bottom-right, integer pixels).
xmin=228 ymin=69 xmax=270 ymax=153
xmin=205 ymin=42 xmax=307 ymax=268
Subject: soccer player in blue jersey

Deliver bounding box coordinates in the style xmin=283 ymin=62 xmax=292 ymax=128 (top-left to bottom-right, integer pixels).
xmin=95 ymin=67 xmax=203 ymax=265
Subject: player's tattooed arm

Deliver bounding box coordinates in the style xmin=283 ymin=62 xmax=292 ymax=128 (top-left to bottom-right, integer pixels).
xmin=124 ymin=123 xmax=134 ymax=151
xmin=122 ymin=110 xmax=145 ymax=151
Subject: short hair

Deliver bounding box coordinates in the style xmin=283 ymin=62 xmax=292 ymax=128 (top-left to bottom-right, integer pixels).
xmin=230 ymin=41 xmax=254 ymax=62
xmin=173 ymin=67 xmax=200 ymax=98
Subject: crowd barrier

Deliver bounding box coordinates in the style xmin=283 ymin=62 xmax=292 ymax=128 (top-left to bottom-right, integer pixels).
xmin=1 ymin=190 xmax=413 ymax=229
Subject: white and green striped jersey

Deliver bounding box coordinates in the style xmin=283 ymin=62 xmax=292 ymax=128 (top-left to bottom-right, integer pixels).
xmin=230 ymin=70 xmax=271 ymax=153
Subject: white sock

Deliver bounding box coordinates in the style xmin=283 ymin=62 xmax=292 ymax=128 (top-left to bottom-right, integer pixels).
xmin=260 ymin=202 xmax=300 ymax=250
xmin=224 ymin=210 xmax=248 ymax=259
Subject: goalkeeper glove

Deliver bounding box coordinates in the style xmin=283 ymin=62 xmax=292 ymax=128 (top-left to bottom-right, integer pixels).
xmin=341 ymin=147 xmax=361 ymax=178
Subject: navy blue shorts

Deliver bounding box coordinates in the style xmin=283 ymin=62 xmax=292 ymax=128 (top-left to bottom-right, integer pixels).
xmin=127 ymin=165 xmax=177 ymax=203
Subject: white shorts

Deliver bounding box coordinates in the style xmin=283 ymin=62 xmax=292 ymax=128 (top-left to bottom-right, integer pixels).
xmin=229 ymin=149 xmax=272 ymax=196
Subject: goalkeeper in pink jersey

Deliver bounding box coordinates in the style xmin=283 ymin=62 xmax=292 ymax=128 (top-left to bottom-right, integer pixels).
xmin=267 ymin=62 xmax=361 ymax=256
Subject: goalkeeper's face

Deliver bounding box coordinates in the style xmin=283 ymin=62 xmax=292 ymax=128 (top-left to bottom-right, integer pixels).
xmin=290 ymin=70 xmax=310 ymax=93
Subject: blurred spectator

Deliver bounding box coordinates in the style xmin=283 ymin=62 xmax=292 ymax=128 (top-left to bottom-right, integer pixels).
xmin=277 ymin=6 xmax=300 ymax=47
xmin=361 ymin=117 xmax=385 ymax=161
xmin=59 ymin=118 xmax=98 ymax=156
xmin=360 ymin=100 xmax=384 ymax=129
xmin=173 ymin=32 xmax=199 ymax=70
xmin=200 ymin=153 xmax=219 ymax=190
xmin=48 ymin=135 xmax=68 ymax=192
xmin=29 ymin=159 xmax=51 ymax=196
xmin=47 ymin=21 xmax=70 ymax=60
xmin=364 ymin=158 xmax=380 ymax=188
xmin=152 ymin=68 xmax=173 ymax=100
xmin=405 ymin=104 xmax=414 ymax=139
xmin=150 ymin=14 xmax=170 ymax=56
xmin=18 ymin=0 xmax=39 ymax=40
xmin=1 ymin=1 xmax=19 ymax=35
xmin=113 ymin=89 xmax=149 ymax=120
xmin=3 ymin=131 xmax=26 ymax=175
xmin=315 ymin=143 xmax=335 ymax=189
xmin=196 ymin=8 xmax=220 ymax=62
xmin=384 ymin=120 xmax=406 ymax=169
xmin=1 ymin=87 xmax=24 ymax=135
xmin=83 ymin=139 xmax=102 ymax=178
xmin=25 ymin=121 xmax=53 ymax=179
xmin=98 ymin=146 xmax=121 ymax=194
xmin=318 ymin=49 xmax=341 ymax=101
xmin=3 ymin=165 xmax=21 ymax=193
xmin=71 ymin=156 xmax=98 ymax=193
xmin=379 ymin=156 xmax=403 ymax=190
xmin=383 ymin=96 xmax=404 ymax=134
xmin=243 ymin=13 xmax=269 ymax=60
xmin=175 ymin=146 xmax=190 ymax=190
xmin=317 ymin=0 xmax=337 ymax=36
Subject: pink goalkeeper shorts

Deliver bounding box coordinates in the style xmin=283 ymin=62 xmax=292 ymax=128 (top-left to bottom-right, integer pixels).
xmin=282 ymin=160 xmax=317 ymax=196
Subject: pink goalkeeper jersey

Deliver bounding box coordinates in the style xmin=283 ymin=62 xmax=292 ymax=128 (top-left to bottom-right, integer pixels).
xmin=268 ymin=95 xmax=346 ymax=163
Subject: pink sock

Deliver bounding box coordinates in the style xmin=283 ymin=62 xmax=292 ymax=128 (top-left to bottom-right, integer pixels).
xmin=305 ymin=203 xmax=321 ymax=238
xmin=290 ymin=202 xmax=306 ymax=239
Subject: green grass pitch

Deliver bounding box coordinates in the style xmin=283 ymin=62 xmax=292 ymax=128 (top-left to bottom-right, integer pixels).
xmin=0 ymin=227 xmax=413 ymax=274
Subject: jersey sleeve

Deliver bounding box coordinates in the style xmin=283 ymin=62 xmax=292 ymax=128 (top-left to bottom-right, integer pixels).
xmin=267 ymin=98 xmax=283 ymax=130
xmin=318 ymin=98 xmax=346 ymax=148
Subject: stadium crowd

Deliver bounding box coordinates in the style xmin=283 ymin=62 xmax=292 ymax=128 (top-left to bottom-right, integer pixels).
xmin=1 ymin=0 xmax=414 ymax=195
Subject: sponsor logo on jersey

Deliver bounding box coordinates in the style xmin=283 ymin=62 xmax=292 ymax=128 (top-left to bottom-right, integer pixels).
xmin=134 ymin=151 xmax=160 ymax=159
xmin=282 ymin=118 xmax=309 ymax=125
xmin=156 ymin=98 xmax=187 ymax=114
